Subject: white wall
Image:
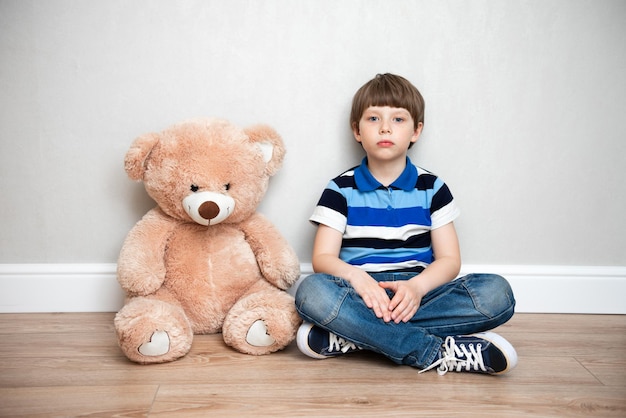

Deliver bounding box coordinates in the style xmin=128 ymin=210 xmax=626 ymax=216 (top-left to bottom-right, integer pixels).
xmin=1 ymin=0 xmax=625 ymax=269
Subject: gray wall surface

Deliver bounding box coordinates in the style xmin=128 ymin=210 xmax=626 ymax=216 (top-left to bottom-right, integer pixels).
xmin=1 ymin=0 xmax=625 ymax=266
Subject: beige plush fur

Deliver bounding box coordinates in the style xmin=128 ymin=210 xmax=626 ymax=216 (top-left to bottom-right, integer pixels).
xmin=114 ymin=118 xmax=301 ymax=364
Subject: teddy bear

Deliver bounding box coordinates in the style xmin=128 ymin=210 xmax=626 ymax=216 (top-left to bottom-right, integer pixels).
xmin=114 ymin=118 xmax=302 ymax=364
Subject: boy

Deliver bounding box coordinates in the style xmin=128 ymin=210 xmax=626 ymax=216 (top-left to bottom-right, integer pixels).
xmin=295 ymin=73 xmax=517 ymax=375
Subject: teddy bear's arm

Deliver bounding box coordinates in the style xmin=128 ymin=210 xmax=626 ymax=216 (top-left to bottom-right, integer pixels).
xmin=240 ymin=212 xmax=300 ymax=290
xmin=117 ymin=208 xmax=178 ymax=296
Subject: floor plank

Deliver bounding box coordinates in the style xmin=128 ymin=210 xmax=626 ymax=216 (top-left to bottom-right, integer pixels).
xmin=149 ymin=383 xmax=626 ymax=417
xmin=0 ymin=385 xmax=157 ymax=418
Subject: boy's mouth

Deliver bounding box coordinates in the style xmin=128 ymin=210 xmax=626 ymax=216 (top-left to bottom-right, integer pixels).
xmin=377 ymin=140 xmax=394 ymax=147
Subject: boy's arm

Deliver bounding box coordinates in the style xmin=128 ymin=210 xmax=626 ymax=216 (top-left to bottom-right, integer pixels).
xmin=381 ymin=221 xmax=462 ymax=323
xmin=312 ymin=224 xmax=394 ymax=322
xmin=410 ymin=221 xmax=461 ymax=295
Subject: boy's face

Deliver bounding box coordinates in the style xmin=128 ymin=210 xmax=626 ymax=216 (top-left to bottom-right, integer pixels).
xmin=353 ymin=106 xmax=422 ymax=162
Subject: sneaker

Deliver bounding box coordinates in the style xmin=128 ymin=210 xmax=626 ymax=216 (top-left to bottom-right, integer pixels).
xmin=420 ymin=332 xmax=517 ymax=376
xmin=296 ymin=322 xmax=361 ymax=359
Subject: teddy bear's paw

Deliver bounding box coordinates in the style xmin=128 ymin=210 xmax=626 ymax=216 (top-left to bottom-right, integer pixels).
xmin=138 ymin=330 xmax=170 ymax=356
xmin=246 ymin=320 xmax=276 ymax=347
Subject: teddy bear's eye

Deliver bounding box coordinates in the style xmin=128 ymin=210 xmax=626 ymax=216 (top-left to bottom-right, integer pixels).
xmin=190 ymin=184 xmax=199 ymax=192
xmin=224 ymin=183 xmax=231 ymax=191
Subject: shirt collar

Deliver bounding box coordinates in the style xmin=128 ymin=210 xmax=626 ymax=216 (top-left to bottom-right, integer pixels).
xmin=354 ymin=157 xmax=418 ymax=192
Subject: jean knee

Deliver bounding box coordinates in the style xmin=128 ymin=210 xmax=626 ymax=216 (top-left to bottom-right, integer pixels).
xmin=295 ymin=273 xmax=346 ymax=325
xmin=295 ymin=274 xmax=323 ymax=307
xmin=463 ymin=274 xmax=515 ymax=319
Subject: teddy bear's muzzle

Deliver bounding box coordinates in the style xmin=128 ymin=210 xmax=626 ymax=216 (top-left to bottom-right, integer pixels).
xmin=183 ymin=191 xmax=236 ymax=226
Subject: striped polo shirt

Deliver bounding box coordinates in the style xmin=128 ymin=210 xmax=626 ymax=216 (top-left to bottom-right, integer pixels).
xmin=310 ymin=157 xmax=460 ymax=273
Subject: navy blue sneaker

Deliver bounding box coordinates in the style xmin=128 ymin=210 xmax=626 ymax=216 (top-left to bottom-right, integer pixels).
xmin=420 ymin=332 xmax=518 ymax=375
xmin=296 ymin=322 xmax=361 ymax=359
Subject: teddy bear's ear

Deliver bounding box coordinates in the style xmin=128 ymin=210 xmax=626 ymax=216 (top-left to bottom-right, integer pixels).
xmin=124 ymin=133 xmax=160 ymax=181
xmin=244 ymin=124 xmax=286 ymax=176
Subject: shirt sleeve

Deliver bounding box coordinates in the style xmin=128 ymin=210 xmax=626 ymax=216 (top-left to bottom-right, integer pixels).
xmin=430 ymin=182 xmax=460 ymax=229
xmin=309 ymin=182 xmax=348 ymax=233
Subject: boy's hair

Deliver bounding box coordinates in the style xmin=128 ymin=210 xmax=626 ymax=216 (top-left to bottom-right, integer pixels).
xmin=350 ymin=73 xmax=425 ymax=132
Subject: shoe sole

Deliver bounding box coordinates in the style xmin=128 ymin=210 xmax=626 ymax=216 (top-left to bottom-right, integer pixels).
xmin=470 ymin=331 xmax=518 ymax=374
xmin=296 ymin=322 xmax=330 ymax=359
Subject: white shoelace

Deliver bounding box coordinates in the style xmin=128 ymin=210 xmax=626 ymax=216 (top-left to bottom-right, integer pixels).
xmin=419 ymin=336 xmax=487 ymax=376
xmin=328 ymin=333 xmax=359 ymax=354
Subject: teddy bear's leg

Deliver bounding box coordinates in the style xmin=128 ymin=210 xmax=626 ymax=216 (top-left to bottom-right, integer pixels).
xmin=114 ymin=296 xmax=193 ymax=364
xmin=222 ymin=288 xmax=302 ymax=355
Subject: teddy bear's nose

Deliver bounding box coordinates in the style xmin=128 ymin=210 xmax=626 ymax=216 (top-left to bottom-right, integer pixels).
xmin=198 ymin=201 xmax=220 ymax=220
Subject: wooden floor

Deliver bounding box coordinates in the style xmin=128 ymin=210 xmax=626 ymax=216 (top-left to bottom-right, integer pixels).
xmin=0 ymin=313 xmax=624 ymax=417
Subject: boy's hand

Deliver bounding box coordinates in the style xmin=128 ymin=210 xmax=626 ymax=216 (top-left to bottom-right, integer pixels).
xmin=378 ymin=280 xmax=422 ymax=323
xmin=349 ymin=273 xmax=393 ymax=322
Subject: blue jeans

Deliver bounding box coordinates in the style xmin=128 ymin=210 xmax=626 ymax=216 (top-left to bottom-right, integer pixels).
xmin=295 ymin=273 xmax=515 ymax=369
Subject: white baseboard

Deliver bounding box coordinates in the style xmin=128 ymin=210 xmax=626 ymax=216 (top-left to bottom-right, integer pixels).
xmin=0 ymin=263 xmax=624 ymax=314
xmin=0 ymin=263 xmax=125 ymax=313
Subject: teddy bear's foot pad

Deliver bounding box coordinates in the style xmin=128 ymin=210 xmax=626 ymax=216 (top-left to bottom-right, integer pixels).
xmin=246 ymin=320 xmax=276 ymax=347
xmin=138 ymin=330 xmax=170 ymax=356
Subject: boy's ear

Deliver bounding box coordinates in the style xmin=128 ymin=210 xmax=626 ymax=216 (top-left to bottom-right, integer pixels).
xmin=352 ymin=122 xmax=361 ymax=142
xmin=411 ymin=122 xmax=424 ymax=143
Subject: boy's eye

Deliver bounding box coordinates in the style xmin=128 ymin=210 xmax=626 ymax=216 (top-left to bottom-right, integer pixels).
xmin=367 ymin=116 xmax=379 ymax=122
xmin=393 ymin=117 xmax=405 ymax=122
